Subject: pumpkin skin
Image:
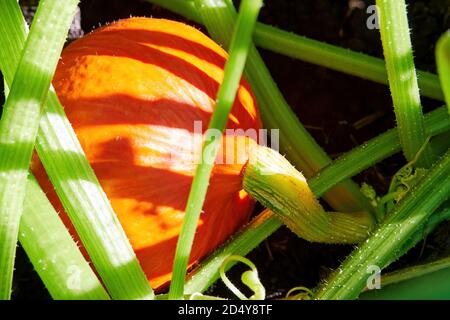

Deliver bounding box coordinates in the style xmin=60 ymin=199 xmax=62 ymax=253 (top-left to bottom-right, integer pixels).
xmin=31 ymin=17 xmax=261 ymax=290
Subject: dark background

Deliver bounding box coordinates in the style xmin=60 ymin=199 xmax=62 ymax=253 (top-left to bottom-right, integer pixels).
xmin=4 ymin=0 xmax=450 ymax=299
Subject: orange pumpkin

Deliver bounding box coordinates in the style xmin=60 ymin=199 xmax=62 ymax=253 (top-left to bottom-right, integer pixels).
xmin=31 ymin=17 xmax=261 ymax=290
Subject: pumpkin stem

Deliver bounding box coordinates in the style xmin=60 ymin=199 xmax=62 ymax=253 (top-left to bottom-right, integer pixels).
xmin=242 ymin=144 xmax=375 ymax=244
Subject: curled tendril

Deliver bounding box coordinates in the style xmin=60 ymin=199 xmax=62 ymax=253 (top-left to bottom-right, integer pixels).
xmin=362 ymin=136 xmax=431 ymax=221
xmin=284 ymin=286 xmax=314 ymax=300
xmin=388 ymin=136 xmax=431 ymax=206
xmin=219 ymin=255 xmax=266 ymax=300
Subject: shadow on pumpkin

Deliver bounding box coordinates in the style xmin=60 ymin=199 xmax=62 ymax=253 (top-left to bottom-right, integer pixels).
xmin=31 ymin=134 xmax=254 ymax=290
xmin=32 ymin=21 xmax=260 ymax=290
xmin=92 ymin=27 xmax=228 ymax=69
xmin=59 ymin=28 xmax=231 ymax=102
xmin=55 ymin=31 xmax=260 ymax=133
xmin=57 ymin=94 xmax=259 ymax=134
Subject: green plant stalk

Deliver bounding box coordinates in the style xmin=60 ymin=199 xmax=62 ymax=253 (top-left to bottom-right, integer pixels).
xmin=168 ymin=0 xmax=263 ymax=299
xmin=146 ymin=0 xmax=444 ymax=101
xmin=243 ymin=144 xmax=374 ymax=243
xmin=20 ymin=175 xmax=110 ymax=300
xmin=252 ymin=23 xmax=443 ymax=102
xmin=193 ymin=0 xmax=373 ymax=215
xmin=358 ymin=202 xmax=450 ymax=299
xmin=156 ymin=0 xmax=442 ymax=291
xmin=0 ymin=1 xmax=153 ymax=300
xmin=377 ymin=0 xmax=432 ymax=167
xmin=185 ymin=203 xmax=450 ymax=295
xmin=312 ymin=107 xmax=449 ymax=197
xmin=0 ymin=0 xmax=79 ymax=299
xmin=3 ymin=82 xmax=109 ymax=300
xmin=315 ymin=149 xmax=450 ymax=300
xmin=361 ymin=243 xmax=450 ymax=299
xmin=184 ymin=106 xmax=450 ymax=293
xmin=389 ymin=199 xmax=450 ymax=260
xmin=436 ymin=31 xmax=450 ymax=114
xmin=319 ymin=201 xmax=450 ymax=299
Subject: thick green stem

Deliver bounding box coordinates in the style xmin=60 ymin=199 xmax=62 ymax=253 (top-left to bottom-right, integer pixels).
xmin=359 ymin=201 xmax=450 ymax=299
xmin=243 ymin=145 xmax=374 ymax=243
xmin=193 ymin=0 xmax=373 ymax=216
xmin=311 ymin=107 xmax=449 ymax=195
xmin=184 ymin=107 xmax=450 ymax=294
xmin=377 ymin=0 xmax=432 ymax=167
xmin=20 ymin=175 xmax=110 ymax=300
xmin=168 ymin=0 xmax=263 ymax=299
xmin=315 ymin=149 xmax=450 ymax=300
xmin=252 ymin=23 xmax=443 ymax=101
xmin=0 ymin=0 xmax=79 ymax=299
xmin=146 ymin=0 xmax=444 ymax=101
xmin=361 ymin=28 xmax=450 ymax=299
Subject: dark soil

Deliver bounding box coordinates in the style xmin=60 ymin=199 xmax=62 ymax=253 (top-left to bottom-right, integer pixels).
xmin=6 ymin=0 xmax=450 ymax=300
